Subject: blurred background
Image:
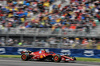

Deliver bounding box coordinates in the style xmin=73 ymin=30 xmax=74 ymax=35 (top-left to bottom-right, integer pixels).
xmin=0 ymin=0 xmax=100 ymax=49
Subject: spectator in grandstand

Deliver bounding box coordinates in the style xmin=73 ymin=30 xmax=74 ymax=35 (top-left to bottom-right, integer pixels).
xmin=97 ymin=41 xmax=100 ymax=49
xmin=69 ymin=39 xmax=74 ymax=48
xmin=13 ymin=39 xmax=19 ymax=46
xmin=81 ymin=38 xmax=89 ymax=48
xmin=62 ymin=37 xmax=69 ymax=45
xmin=0 ymin=39 xmax=5 ymax=46
xmin=82 ymin=38 xmax=88 ymax=44
xmin=91 ymin=38 xmax=97 ymax=49
xmin=74 ymin=38 xmax=80 ymax=45
xmin=72 ymin=38 xmax=81 ymax=48
xmin=23 ymin=41 xmax=28 ymax=46
xmin=62 ymin=37 xmax=70 ymax=48
xmin=48 ymin=37 xmax=58 ymax=48
xmin=6 ymin=38 xmax=14 ymax=46
xmin=0 ymin=37 xmax=6 ymax=46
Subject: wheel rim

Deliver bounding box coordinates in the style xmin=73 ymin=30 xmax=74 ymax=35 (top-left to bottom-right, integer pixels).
xmin=22 ymin=55 xmax=26 ymax=60
xmin=54 ymin=56 xmax=59 ymax=61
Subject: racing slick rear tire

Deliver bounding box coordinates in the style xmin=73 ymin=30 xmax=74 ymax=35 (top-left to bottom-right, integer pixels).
xmin=53 ymin=55 xmax=61 ymax=62
xmin=21 ymin=54 xmax=30 ymax=61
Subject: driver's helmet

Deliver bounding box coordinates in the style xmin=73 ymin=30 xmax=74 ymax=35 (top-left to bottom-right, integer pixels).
xmin=39 ymin=49 xmax=46 ymax=53
xmin=43 ymin=49 xmax=46 ymax=53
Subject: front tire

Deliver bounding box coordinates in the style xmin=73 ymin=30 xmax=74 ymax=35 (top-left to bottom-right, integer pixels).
xmin=53 ymin=55 xmax=61 ymax=62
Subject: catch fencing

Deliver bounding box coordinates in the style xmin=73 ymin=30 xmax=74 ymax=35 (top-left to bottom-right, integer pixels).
xmin=0 ymin=28 xmax=99 ymax=37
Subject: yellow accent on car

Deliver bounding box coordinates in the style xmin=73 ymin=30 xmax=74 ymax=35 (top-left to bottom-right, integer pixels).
xmin=52 ymin=54 xmax=55 ymax=56
xmin=44 ymin=55 xmax=46 ymax=57
xmin=40 ymin=55 xmax=43 ymax=58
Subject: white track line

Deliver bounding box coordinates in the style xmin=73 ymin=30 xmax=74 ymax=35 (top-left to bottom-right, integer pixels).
xmin=0 ymin=59 xmax=100 ymax=66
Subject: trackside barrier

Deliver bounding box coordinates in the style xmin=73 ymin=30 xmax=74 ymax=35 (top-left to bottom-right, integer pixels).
xmin=0 ymin=47 xmax=100 ymax=58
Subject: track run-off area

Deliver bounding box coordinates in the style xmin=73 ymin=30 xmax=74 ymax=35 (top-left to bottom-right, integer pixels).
xmin=0 ymin=58 xmax=100 ymax=66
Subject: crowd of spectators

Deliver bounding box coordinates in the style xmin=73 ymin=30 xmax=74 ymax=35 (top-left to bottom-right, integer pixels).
xmin=0 ymin=0 xmax=100 ymax=31
xmin=0 ymin=0 xmax=100 ymax=30
xmin=0 ymin=37 xmax=100 ymax=49
xmin=61 ymin=37 xmax=99 ymax=49
xmin=0 ymin=0 xmax=100 ymax=49
xmin=0 ymin=0 xmax=55 ymax=28
xmin=46 ymin=37 xmax=100 ymax=49
xmin=22 ymin=0 xmax=100 ymax=31
xmin=0 ymin=37 xmax=32 ymax=46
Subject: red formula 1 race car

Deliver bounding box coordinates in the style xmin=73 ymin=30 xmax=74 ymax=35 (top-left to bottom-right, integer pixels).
xmin=21 ymin=50 xmax=76 ymax=62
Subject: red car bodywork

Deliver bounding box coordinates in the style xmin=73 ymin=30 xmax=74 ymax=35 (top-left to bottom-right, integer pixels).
xmin=21 ymin=50 xmax=76 ymax=62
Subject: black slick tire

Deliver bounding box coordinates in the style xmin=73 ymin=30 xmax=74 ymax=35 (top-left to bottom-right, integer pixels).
xmin=53 ymin=55 xmax=61 ymax=62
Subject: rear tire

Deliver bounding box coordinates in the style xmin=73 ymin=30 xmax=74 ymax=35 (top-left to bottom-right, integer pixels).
xmin=21 ymin=54 xmax=30 ymax=61
xmin=53 ymin=55 xmax=61 ymax=62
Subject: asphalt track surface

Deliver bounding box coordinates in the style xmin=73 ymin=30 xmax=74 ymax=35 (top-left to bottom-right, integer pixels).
xmin=0 ymin=58 xmax=100 ymax=66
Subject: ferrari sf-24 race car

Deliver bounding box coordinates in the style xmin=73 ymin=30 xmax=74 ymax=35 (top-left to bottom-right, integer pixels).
xmin=21 ymin=50 xmax=76 ymax=62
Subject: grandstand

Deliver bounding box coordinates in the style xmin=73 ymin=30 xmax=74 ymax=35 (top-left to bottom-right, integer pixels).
xmin=0 ymin=0 xmax=100 ymax=49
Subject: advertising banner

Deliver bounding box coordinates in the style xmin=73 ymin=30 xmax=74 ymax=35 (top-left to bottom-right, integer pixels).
xmin=0 ymin=47 xmax=100 ymax=58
